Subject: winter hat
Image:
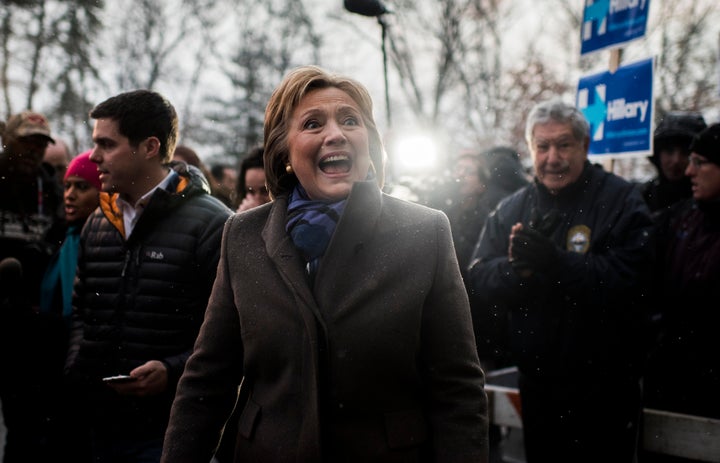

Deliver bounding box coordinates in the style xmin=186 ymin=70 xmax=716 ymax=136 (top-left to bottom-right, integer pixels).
xmin=690 ymin=123 xmax=720 ymax=167
xmin=651 ymin=112 xmax=707 ymax=165
xmin=65 ymin=149 xmax=101 ymax=190
xmin=1 ymin=111 xmax=55 ymax=146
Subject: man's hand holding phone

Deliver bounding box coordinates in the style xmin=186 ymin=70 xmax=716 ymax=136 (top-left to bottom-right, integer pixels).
xmin=102 ymin=375 xmax=137 ymax=384
xmin=102 ymin=360 xmax=168 ymax=397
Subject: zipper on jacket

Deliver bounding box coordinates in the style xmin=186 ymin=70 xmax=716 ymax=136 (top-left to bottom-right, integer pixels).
xmin=121 ymin=249 xmax=131 ymax=277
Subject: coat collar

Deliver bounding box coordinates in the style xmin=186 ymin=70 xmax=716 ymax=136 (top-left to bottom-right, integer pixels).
xmin=319 ymin=181 xmax=382 ymax=280
xmin=261 ymin=180 xmax=383 ymax=301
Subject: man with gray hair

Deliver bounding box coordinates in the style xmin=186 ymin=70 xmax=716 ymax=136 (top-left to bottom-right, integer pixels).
xmin=467 ymin=99 xmax=655 ymax=462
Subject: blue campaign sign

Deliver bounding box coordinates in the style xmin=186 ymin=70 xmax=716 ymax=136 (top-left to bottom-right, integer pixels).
xmin=576 ymin=57 xmax=654 ymax=158
xmin=581 ymin=0 xmax=650 ymax=55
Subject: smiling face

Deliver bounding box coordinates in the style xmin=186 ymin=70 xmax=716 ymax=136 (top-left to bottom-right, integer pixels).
xmin=286 ymin=87 xmax=371 ymax=201
xmin=530 ymin=121 xmax=588 ymax=193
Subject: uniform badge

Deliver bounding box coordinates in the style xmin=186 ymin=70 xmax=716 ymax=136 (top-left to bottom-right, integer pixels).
xmin=566 ymin=225 xmax=591 ymax=254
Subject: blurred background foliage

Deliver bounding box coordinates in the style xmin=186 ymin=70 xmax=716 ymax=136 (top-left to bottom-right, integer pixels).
xmin=1 ymin=0 xmax=718 ymax=190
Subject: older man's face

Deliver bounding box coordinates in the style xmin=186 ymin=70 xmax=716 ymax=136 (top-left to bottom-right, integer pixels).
xmin=530 ymin=121 xmax=588 ymax=194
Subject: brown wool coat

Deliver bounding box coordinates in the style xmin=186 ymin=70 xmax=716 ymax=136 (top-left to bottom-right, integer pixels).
xmin=162 ymin=181 xmax=489 ymax=463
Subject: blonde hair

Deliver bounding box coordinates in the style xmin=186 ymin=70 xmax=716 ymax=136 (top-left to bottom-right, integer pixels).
xmin=263 ymin=65 xmax=386 ymax=198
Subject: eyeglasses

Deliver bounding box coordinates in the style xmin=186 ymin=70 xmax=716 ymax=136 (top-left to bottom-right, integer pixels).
xmin=245 ymin=185 xmax=269 ymax=196
xmin=688 ymin=156 xmax=711 ymax=168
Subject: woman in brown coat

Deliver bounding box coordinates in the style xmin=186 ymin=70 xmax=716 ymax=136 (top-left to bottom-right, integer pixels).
xmin=161 ymin=65 xmax=488 ymax=463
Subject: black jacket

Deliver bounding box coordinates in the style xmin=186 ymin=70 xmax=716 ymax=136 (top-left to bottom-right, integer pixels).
xmin=65 ymin=162 xmax=232 ymax=438
xmin=0 ymin=157 xmax=64 ymax=307
xmin=468 ymin=162 xmax=655 ymax=380
xmin=645 ymin=198 xmax=720 ymax=418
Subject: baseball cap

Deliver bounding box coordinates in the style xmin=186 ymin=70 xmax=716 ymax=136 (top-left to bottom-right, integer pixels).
xmin=3 ymin=111 xmax=55 ymax=144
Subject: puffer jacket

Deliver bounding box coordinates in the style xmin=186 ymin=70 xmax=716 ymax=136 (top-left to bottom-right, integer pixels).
xmin=65 ymin=162 xmax=232 ymax=439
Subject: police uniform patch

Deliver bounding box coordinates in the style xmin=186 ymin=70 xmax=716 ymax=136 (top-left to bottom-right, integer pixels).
xmin=566 ymin=225 xmax=591 ymax=254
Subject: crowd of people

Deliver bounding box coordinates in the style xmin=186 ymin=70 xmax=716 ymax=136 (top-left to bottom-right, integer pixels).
xmin=0 ymin=64 xmax=717 ymax=463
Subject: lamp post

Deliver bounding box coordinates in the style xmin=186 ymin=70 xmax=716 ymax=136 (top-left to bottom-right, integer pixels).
xmin=343 ymin=0 xmax=392 ymax=128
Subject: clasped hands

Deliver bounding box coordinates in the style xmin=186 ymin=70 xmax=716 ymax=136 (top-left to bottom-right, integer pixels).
xmin=509 ymin=209 xmax=560 ymax=276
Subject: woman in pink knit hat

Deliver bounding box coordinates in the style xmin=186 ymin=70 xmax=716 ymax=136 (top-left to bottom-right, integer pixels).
xmin=36 ymin=149 xmax=100 ymax=461
xmin=41 ymin=149 xmax=101 ymax=321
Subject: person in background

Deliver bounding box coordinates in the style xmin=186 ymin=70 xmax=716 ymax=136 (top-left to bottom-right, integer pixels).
xmin=443 ymin=145 xmax=528 ymax=463
xmin=41 ymin=149 xmax=100 ymax=323
xmin=37 ymin=149 xmax=100 ymax=461
xmin=445 ymin=151 xmax=490 ymax=277
xmin=162 ymin=65 xmax=489 ymax=463
xmin=467 ymin=99 xmax=655 ymax=463
xmin=0 ymin=111 xmax=64 ymax=462
xmin=0 ymin=111 xmax=64 ymax=308
xmin=444 ymin=146 xmax=528 ymax=372
xmin=44 ymin=138 xmax=73 ymax=187
xmin=640 ymin=111 xmax=706 ymax=212
xmin=480 ymin=145 xmax=531 ymax=207
xmin=446 ymin=146 xmax=529 ymax=284
xmin=236 ymin=145 xmax=270 ymax=212
xmin=64 ymin=89 xmax=232 ymax=463
xmin=172 ymin=144 xmax=215 ymax=189
xmin=210 ymin=162 xmax=238 ymax=209
xmin=641 ymin=123 xmax=720 ymax=462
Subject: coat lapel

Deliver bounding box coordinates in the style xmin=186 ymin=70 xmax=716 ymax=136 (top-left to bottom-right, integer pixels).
xmin=260 ymin=196 xmax=324 ymax=462
xmin=261 ymin=196 xmax=320 ymax=314
xmin=314 ymin=182 xmax=383 ymax=309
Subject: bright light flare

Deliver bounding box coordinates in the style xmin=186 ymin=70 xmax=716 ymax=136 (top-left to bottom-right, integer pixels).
xmin=391 ymin=133 xmax=439 ymax=174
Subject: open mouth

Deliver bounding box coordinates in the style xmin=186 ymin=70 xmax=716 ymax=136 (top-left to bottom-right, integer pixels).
xmin=319 ymin=154 xmax=352 ymax=174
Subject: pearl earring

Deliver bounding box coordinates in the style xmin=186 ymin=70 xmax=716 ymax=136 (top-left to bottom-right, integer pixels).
xmin=285 ymin=164 xmax=293 ymax=174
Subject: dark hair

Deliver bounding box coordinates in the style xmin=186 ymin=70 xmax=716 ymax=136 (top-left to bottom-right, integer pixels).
xmin=689 ymin=122 xmax=720 ymax=163
xmin=237 ymin=145 xmax=265 ymax=199
xmin=210 ymin=164 xmax=232 ymax=181
xmin=89 ymin=89 xmax=178 ymax=163
xmin=173 ymin=144 xmax=215 ymax=191
xmin=173 ymin=144 xmax=203 ymax=168
xmin=652 ymin=111 xmax=707 ymax=160
xmin=481 ymin=145 xmax=529 ymax=192
xmin=263 ymin=65 xmax=386 ymax=198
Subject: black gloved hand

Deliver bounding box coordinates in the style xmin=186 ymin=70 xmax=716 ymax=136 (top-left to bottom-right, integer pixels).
xmin=511 ymin=227 xmax=560 ymax=273
xmin=529 ymin=208 xmax=560 ymax=236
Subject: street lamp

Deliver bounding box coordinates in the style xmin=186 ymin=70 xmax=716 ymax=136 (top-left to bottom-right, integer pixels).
xmin=344 ymin=0 xmax=392 ymax=127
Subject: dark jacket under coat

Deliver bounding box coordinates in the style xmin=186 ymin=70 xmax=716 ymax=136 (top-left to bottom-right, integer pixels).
xmin=65 ymin=162 xmax=232 ymax=439
xmin=162 ymin=181 xmax=489 ymax=463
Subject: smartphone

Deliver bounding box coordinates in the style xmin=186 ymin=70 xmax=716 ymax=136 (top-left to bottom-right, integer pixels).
xmin=102 ymin=375 xmax=136 ymax=383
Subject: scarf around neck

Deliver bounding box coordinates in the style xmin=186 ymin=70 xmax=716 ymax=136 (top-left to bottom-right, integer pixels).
xmin=39 ymin=224 xmax=80 ymax=323
xmin=286 ymin=184 xmax=347 ymax=276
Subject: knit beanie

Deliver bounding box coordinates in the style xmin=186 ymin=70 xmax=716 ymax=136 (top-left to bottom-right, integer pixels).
xmin=65 ymin=149 xmax=101 ymax=190
xmin=689 ymin=123 xmax=720 ymax=167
